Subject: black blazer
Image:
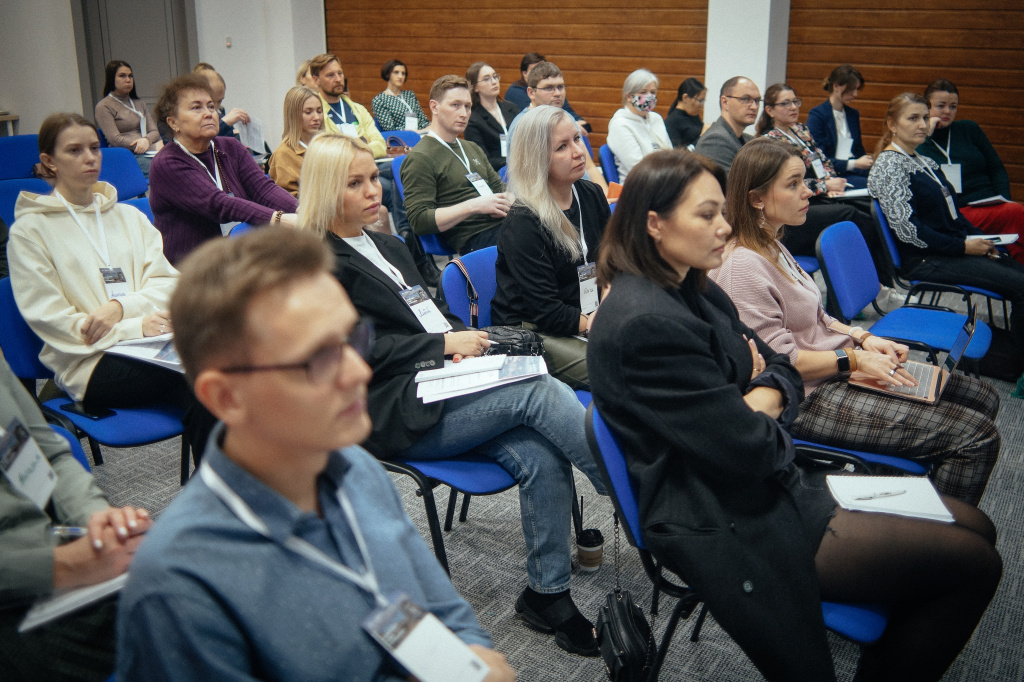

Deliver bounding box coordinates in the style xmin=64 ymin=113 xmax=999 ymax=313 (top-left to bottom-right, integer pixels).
xmin=328 ymin=230 xmax=467 ymax=456
xmin=463 ymin=100 xmax=521 ymax=171
xmin=805 ymin=100 xmax=867 ymax=175
xmin=587 ymin=273 xmax=837 ymax=681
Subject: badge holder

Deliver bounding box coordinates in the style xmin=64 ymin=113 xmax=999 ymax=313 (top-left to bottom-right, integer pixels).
xmin=0 ymin=419 xmax=57 ymax=511
xmin=100 ymin=267 xmax=130 ymax=300
xmin=836 ymin=137 xmax=854 ymax=162
xmin=578 ymin=263 xmax=599 ymax=315
xmin=401 ymin=286 xmax=453 ymax=333
xmin=465 ymin=172 xmax=494 ymax=197
xmin=405 ymin=114 xmax=419 ymax=131
xmin=940 ymin=163 xmax=963 ymax=194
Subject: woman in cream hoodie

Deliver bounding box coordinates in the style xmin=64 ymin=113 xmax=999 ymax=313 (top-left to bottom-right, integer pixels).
xmin=8 ymin=113 xmax=212 ymax=456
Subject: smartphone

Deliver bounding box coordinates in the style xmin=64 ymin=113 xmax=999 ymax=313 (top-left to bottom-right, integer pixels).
xmin=59 ymin=401 xmax=115 ymax=420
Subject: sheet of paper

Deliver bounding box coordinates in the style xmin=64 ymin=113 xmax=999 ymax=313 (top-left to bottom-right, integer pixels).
xmin=415 ymin=355 xmax=506 ymax=382
xmin=967 ymin=195 xmax=1010 ymax=207
xmin=416 ymin=356 xmax=546 ymax=403
xmin=966 ymin=234 xmax=1018 ymax=246
xmin=19 ymin=574 xmax=127 ymax=632
xmin=106 ymin=337 xmax=183 ymax=373
xmin=826 ymin=475 xmax=953 ymax=523
xmin=237 ymin=119 xmax=266 ymax=156
xmin=838 ymin=188 xmax=870 ymax=199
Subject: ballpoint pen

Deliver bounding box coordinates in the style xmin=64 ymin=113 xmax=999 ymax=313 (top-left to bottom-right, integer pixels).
xmin=50 ymin=525 xmax=88 ymax=539
xmin=855 ymin=490 xmax=907 ymax=501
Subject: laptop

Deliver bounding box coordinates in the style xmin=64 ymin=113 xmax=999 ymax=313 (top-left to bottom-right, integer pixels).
xmin=847 ymin=305 xmax=977 ymax=405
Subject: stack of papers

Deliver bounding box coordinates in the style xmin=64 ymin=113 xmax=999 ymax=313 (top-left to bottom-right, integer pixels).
xmin=827 ymin=475 xmax=953 ymax=523
xmin=968 ymin=195 xmax=1010 ymax=207
xmin=415 ymin=355 xmax=547 ymax=403
xmin=19 ymin=574 xmax=127 ymax=632
xmin=106 ymin=333 xmax=184 ymax=373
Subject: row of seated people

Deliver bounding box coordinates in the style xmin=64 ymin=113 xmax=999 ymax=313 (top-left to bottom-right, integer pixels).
xmin=1 ymin=112 xmax=1004 ymax=679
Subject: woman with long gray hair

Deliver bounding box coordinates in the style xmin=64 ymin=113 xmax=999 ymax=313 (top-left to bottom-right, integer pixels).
xmin=491 ymin=105 xmax=611 ymax=389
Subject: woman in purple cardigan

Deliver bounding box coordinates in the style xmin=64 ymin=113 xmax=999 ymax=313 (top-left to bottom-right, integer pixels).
xmin=149 ymin=74 xmax=297 ymax=264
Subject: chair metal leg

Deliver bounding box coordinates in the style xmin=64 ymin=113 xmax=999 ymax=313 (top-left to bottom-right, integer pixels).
xmin=570 ymin=474 xmax=583 ymax=542
xmin=444 ymin=488 xmax=459 ymax=531
xmin=647 ymin=597 xmax=692 ymax=682
xmin=87 ymin=437 xmax=103 ymax=466
xmin=689 ymin=603 xmax=709 ymax=642
xmin=458 ymin=492 xmax=471 ymax=523
xmin=420 ymin=484 xmax=450 ymax=574
xmin=179 ymin=437 xmax=191 ymax=486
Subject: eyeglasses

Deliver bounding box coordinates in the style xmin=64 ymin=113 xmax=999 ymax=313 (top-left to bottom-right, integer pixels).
xmin=221 ymin=320 xmax=374 ymax=384
xmin=724 ymin=95 xmax=762 ymax=107
xmin=535 ymin=84 xmax=566 ymax=94
xmin=693 ymin=98 xmax=706 ymax=105
xmin=771 ymin=98 xmax=802 ymax=109
xmin=478 ymin=74 xmax=500 ymax=84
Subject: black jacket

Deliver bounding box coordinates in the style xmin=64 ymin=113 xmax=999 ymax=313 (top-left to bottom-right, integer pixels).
xmin=463 ymin=100 xmax=521 ymax=171
xmin=328 ymin=230 xmax=467 ymax=456
xmin=587 ymin=272 xmax=837 ymax=681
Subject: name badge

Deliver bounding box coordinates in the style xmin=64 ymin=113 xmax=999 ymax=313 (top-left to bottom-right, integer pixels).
xmin=100 ymin=267 xmax=130 ymax=300
xmin=940 ymin=186 xmax=958 ymax=219
xmin=940 ymin=163 xmax=963 ymax=194
xmin=0 ymin=419 xmax=57 ymax=512
xmin=405 ymin=114 xmax=419 ymax=132
xmin=578 ymin=263 xmax=599 ymax=314
xmin=836 ymin=137 xmax=854 ymax=161
xmin=363 ymin=594 xmax=489 ymax=682
xmin=401 ymin=286 xmax=453 ymax=333
xmin=339 ymin=122 xmax=359 ymax=138
xmin=810 ymin=156 xmax=827 ymax=179
xmin=499 ymin=134 xmax=508 ymax=158
xmin=465 ymin=172 xmax=494 ymax=197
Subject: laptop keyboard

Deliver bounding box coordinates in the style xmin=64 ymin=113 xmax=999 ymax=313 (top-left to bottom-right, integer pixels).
xmin=887 ymin=362 xmax=935 ymax=398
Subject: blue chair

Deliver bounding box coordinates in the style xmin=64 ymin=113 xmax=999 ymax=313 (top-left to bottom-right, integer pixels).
xmin=0 ymin=278 xmax=192 ymax=484
xmin=872 ymin=199 xmax=1008 ymax=328
xmin=585 ymin=403 xmax=890 ymax=680
xmin=51 ymin=424 xmax=91 ymax=471
xmin=98 ymin=147 xmax=147 ymax=201
xmin=0 ymin=134 xmax=40 ymax=180
xmin=441 ymin=246 xmax=498 ymax=328
xmin=498 ymin=165 xmax=508 ymax=183
xmin=599 ymin=145 xmax=620 ymax=184
xmin=816 ymin=221 xmax=991 ymax=365
xmin=793 ymin=255 xmax=820 ymax=275
xmin=229 ymin=222 xmax=256 ymax=237
xmin=96 ymin=127 xmax=109 ymax=148
xmin=386 ymin=130 xmax=421 ymax=148
xmin=0 ymin=177 xmax=51 ymax=226
xmin=582 ymin=135 xmax=594 ymax=160
xmin=393 ymin=154 xmax=456 ymax=257
xmin=121 ymin=196 xmax=154 ymax=223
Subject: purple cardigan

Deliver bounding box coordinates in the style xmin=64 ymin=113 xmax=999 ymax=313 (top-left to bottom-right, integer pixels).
xmin=149 ymin=136 xmax=297 ymax=264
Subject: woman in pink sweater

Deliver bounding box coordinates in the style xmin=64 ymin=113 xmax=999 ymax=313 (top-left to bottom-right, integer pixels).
xmin=710 ymin=138 xmax=1000 ymax=505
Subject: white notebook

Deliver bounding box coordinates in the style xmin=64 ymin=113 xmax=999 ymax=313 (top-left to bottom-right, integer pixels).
xmin=827 ymin=475 xmax=953 ymax=523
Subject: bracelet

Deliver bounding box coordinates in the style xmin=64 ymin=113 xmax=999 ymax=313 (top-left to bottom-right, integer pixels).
xmin=859 ymin=332 xmax=874 ymax=345
xmin=273 ymin=210 xmax=284 ymax=224
xmin=845 ymin=347 xmax=859 ymax=372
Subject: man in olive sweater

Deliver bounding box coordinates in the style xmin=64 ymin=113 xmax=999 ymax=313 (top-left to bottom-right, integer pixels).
xmin=400 ymin=75 xmax=510 ymax=255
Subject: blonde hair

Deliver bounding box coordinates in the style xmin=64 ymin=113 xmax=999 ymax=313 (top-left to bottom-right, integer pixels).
xmin=506 ymin=105 xmax=583 ymax=262
xmin=281 ymin=86 xmax=321 ymax=151
xmin=295 ymin=59 xmax=312 ymax=86
xmin=297 ymin=133 xmax=374 ymax=238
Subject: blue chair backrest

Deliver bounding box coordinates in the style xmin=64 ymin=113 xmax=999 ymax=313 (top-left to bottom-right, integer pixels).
xmin=816 ymin=221 xmax=881 ymax=321
xmin=588 ymin=406 xmax=645 ymax=550
xmin=0 ymin=278 xmax=52 ymax=381
xmin=441 ymin=246 xmax=498 ymax=327
xmin=98 ymin=147 xmax=148 ymax=201
xmin=387 ymin=130 xmax=421 ymax=148
xmin=229 ymin=222 xmax=256 ymax=238
xmin=393 ymin=154 xmax=407 ymax=201
xmin=872 ymin=199 xmax=903 ymax=270
xmin=96 ymin=127 xmax=109 ymax=148
xmin=0 ymin=178 xmax=51 ymax=226
xmin=582 ymin=135 xmax=594 ymax=160
xmin=51 ymin=424 xmax=90 ymax=471
xmin=599 ymin=145 xmax=620 ymax=184
xmin=395 ymin=154 xmax=457 ymax=257
xmin=0 ymin=135 xmax=40 ymax=180
xmin=499 ymin=165 xmax=508 ymax=183
xmin=121 ymin=196 xmax=154 ymax=223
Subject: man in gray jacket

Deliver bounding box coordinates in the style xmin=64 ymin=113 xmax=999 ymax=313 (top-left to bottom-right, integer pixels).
xmin=694 ymin=76 xmax=761 ymax=176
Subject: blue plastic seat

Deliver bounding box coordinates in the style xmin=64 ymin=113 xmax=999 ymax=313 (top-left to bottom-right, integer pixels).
xmin=498 ymin=165 xmax=508 ymax=183
xmin=0 ymin=177 xmax=51 ymax=226
xmin=393 ymin=154 xmax=456 ymax=257
xmin=599 ymin=144 xmax=620 ymax=184
xmin=386 ymin=130 xmax=421 ymax=148
xmin=585 ymin=404 xmax=890 ymax=679
xmin=0 ymin=278 xmax=191 ymax=483
xmin=816 ymin=221 xmax=991 ymax=363
xmin=794 ymin=255 xmax=820 ymax=275
xmin=51 ymin=424 xmax=91 ymax=471
xmin=229 ymin=222 xmax=256 ymax=237
xmin=440 ymin=246 xmax=498 ymax=328
xmin=121 ymin=196 xmax=154 ymax=223
xmin=98 ymin=147 xmax=148 ymax=201
xmin=0 ymin=134 xmax=40 ymax=180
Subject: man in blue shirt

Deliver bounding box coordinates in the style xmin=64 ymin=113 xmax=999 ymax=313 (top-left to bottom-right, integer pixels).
xmin=116 ymin=228 xmax=514 ymax=682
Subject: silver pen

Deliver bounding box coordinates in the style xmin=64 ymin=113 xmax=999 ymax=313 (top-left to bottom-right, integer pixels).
xmin=855 ymin=490 xmax=907 ymax=501
xmin=50 ymin=525 xmax=88 ymax=539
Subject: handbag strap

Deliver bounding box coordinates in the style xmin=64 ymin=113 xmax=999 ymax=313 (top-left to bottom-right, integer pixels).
xmin=449 ymin=257 xmax=479 ymax=328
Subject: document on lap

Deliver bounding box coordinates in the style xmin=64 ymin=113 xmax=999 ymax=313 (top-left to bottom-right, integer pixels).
xmin=968 ymin=195 xmax=1010 ymax=207
xmin=19 ymin=574 xmax=127 ymax=632
xmin=827 ymin=475 xmax=953 ymax=523
xmin=415 ymin=355 xmax=547 ymax=403
xmin=966 ymin=234 xmax=1018 ymax=245
xmin=105 ymin=333 xmax=183 ymax=373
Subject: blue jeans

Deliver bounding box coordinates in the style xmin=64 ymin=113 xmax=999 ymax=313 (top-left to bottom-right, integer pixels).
xmin=398 ymin=374 xmax=606 ymax=593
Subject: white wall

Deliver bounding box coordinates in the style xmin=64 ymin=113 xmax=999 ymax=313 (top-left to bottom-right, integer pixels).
xmin=0 ymin=0 xmax=84 ymax=133
xmin=193 ymin=0 xmax=325 ymax=148
xmin=704 ymin=0 xmax=790 ymax=132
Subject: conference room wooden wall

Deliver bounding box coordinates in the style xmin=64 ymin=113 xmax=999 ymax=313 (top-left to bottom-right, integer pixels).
xmin=327 ymin=0 xmax=1022 ymax=199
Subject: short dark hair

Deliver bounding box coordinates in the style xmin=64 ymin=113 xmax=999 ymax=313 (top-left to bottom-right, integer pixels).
xmin=720 ymin=76 xmax=747 ymax=99
xmin=35 ymin=113 xmax=97 ymax=180
xmin=823 ymin=64 xmax=864 ymax=93
xmin=155 ymin=74 xmax=214 ymax=125
xmin=669 ymin=77 xmax=704 ymax=110
xmin=429 ymin=75 xmax=470 ymax=103
xmin=527 ymin=62 xmax=562 ymax=89
xmin=924 ymin=78 xmax=959 ymax=105
xmin=171 ymin=227 xmax=335 ymax=382
xmin=520 ymin=52 xmax=545 ymax=74
xmin=381 ymin=59 xmax=407 ymax=82
xmin=597 ymin=149 xmax=719 ymax=291
xmin=102 ymin=60 xmax=137 ymax=99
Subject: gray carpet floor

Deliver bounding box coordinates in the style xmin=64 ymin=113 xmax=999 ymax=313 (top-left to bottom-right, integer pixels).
xmin=85 ymin=287 xmax=1024 ymax=681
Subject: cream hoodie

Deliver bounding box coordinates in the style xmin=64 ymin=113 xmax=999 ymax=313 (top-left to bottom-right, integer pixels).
xmin=8 ymin=182 xmax=178 ymax=400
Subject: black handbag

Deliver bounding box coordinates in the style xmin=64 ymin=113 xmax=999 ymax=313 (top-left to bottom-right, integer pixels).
xmin=449 ymin=257 xmax=544 ymax=356
xmin=595 ymin=517 xmax=654 ymax=682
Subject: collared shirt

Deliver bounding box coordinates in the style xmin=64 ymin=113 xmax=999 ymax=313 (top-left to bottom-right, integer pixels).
xmin=116 ymin=425 xmax=490 ymax=682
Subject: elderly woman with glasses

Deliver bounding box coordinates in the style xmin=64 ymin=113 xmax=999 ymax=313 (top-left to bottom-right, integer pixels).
xmin=606 ymin=68 xmax=672 ymax=181
xmin=464 ymin=62 xmax=521 ymax=171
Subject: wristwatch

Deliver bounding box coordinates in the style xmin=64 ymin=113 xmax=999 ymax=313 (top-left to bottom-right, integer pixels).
xmin=834 ymin=348 xmax=851 ymax=373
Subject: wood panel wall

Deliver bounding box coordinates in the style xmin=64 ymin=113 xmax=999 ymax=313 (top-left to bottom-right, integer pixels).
xmin=787 ymin=0 xmax=1024 ymax=200
xmin=323 ymin=0 xmax=708 ymax=152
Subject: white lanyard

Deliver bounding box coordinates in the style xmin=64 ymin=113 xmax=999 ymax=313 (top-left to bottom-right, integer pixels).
xmin=384 ymin=90 xmax=414 ymax=113
xmin=896 ymin=143 xmax=946 ymax=187
xmin=113 ymin=95 xmax=139 ymax=115
xmin=175 ymin=139 xmax=223 ymax=191
xmin=356 ymin=233 xmax=411 ymax=290
xmin=427 ymin=132 xmax=471 ymax=173
xmin=571 ymin=185 xmax=588 ymax=262
xmin=329 ymin=101 xmax=350 ymax=125
xmin=778 ymin=126 xmax=810 ymax=151
xmin=931 ymin=130 xmax=953 ymax=164
xmin=200 ymin=461 xmax=388 ymax=608
xmin=56 ymin=191 xmax=109 ymax=266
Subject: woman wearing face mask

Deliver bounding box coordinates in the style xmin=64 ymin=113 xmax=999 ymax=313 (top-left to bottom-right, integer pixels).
xmin=371 ymin=59 xmax=430 ymax=133
xmin=606 ymin=69 xmax=672 ymax=181
xmin=664 ymin=77 xmax=706 ymax=149
xmin=94 ymin=60 xmax=164 ymax=177
xmin=806 ymin=64 xmax=874 ymax=189
xmin=917 ymin=79 xmax=1024 ymax=265
xmin=463 ymin=62 xmax=521 ymax=171
xmin=269 ymin=86 xmax=324 ymax=197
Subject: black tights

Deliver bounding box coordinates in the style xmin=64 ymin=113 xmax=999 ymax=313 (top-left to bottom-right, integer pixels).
xmin=815 ymin=499 xmax=1002 ymax=682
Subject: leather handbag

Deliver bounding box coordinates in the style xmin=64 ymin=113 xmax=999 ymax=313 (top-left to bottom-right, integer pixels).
xmin=448 ymin=257 xmax=544 ymax=356
xmin=595 ymin=517 xmax=654 ymax=682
